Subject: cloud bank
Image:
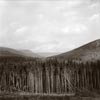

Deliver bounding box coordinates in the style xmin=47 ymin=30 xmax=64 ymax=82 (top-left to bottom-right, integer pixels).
xmin=0 ymin=0 xmax=100 ymax=52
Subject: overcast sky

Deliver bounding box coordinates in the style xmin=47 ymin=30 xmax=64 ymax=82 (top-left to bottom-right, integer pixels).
xmin=0 ymin=0 xmax=100 ymax=52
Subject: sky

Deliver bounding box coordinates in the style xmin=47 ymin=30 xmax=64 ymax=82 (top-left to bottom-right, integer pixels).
xmin=0 ymin=0 xmax=100 ymax=53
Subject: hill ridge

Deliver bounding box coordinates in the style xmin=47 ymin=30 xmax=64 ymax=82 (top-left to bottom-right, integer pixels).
xmin=51 ymin=39 xmax=100 ymax=62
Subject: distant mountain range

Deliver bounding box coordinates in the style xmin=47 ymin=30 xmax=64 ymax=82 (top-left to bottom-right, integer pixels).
xmin=20 ymin=50 xmax=41 ymax=58
xmin=38 ymin=52 xmax=61 ymax=57
xmin=51 ymin=39 xmax=100 ymax=62
xmin=0 ymin=39 xmax=100 ymax=61
xmin=0 ymin=47 xmax=60 ymax=58
xmin=0 ymin=47 xmax=41 ymax=58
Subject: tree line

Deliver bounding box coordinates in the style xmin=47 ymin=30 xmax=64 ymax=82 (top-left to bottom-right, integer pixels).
xmin=0 ymin=57 xmax=100 ymax=94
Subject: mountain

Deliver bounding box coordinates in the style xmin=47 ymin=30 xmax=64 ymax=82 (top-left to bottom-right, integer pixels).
xmin=0 ymin=47 xmax=41 ymax=58
xmin=20 ymin=50 xmax=41 ymax=58
xmin=38 ymin=52 xmax=61 ymax=57
xmin=51 ymin=39 xmax=100 ymax=62
xmin=0 ymin=47 xmax=24 ymax=57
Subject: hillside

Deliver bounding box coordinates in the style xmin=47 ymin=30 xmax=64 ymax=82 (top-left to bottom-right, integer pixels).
xmin=38 ymin=52 xmax=60 ymax=57
xmin=51 ymin=39 xmax=100 ymax=62
xmin=0 ymin=47 xmax=40 ymax=58
xmin=20 ymin=50 xmax=41 ymax=58
xmin=0 ymin=47 xmax=24 ymax=57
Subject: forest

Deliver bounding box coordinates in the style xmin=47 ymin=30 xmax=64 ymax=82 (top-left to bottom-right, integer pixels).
xmin=0 ymin=56 xmax=100 ymax=94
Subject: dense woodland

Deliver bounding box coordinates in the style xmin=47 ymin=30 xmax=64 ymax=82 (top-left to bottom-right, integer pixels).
xmin=0 ymin=56 xmax=100 ymax=94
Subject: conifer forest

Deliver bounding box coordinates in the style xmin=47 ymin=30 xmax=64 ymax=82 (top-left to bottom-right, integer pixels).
xmin=0 ymin=56 xmax=100 ymax=95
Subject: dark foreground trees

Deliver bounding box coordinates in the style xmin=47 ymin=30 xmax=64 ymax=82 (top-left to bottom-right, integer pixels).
xmin=0 ymin=56 xmax=100 ymax=94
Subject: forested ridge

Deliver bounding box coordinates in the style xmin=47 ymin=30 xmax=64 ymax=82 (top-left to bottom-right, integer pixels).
xmin=0 ymin=56 xmax=100 ymax=94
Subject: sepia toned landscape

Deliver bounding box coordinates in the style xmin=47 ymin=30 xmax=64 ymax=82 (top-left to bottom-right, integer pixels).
xmin=0 ymin=0 xmax=100 ymax=100
xmin=0 ymin=39 xmax=100 ymax=100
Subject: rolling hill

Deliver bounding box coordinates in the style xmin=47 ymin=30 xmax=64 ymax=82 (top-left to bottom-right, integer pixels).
xmin=0 ymin=47 xmax=24 ymax=57
xmin=0 ymin=47 xmax=41 ymax=58
xmin=20 ymin=49 xmax=41 ymax=58
xmin=38 ymin=52 xmax=61 ymax=57
xmin=51 ymin=39 xmax=100 ymax=62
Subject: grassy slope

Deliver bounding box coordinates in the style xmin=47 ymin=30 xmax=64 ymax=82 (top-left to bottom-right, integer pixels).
xmin=0 ymin=93 xmax=100 ymax=100
xmin=0 ymin=96 xmax=100 ymax=100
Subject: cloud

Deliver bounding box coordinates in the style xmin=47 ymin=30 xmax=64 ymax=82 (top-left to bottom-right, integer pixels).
xmin=90 ymin=13 xmax=100 ymax=20
xmin=0 ymin=0 xmax=100 ymax=52
xmin=15 ymin=26 xmax=28 ymax=35
xmin=62 ymin=24 xmax=87 ymax=34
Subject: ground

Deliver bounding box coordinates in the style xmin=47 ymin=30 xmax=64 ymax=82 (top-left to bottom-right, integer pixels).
xmin=0 ymin=93 xmax=100 ymax=100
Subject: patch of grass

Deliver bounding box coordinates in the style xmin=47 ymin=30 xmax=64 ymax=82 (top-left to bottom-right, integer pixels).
xmin=0 ymin=94 xmax=100 ymax=100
